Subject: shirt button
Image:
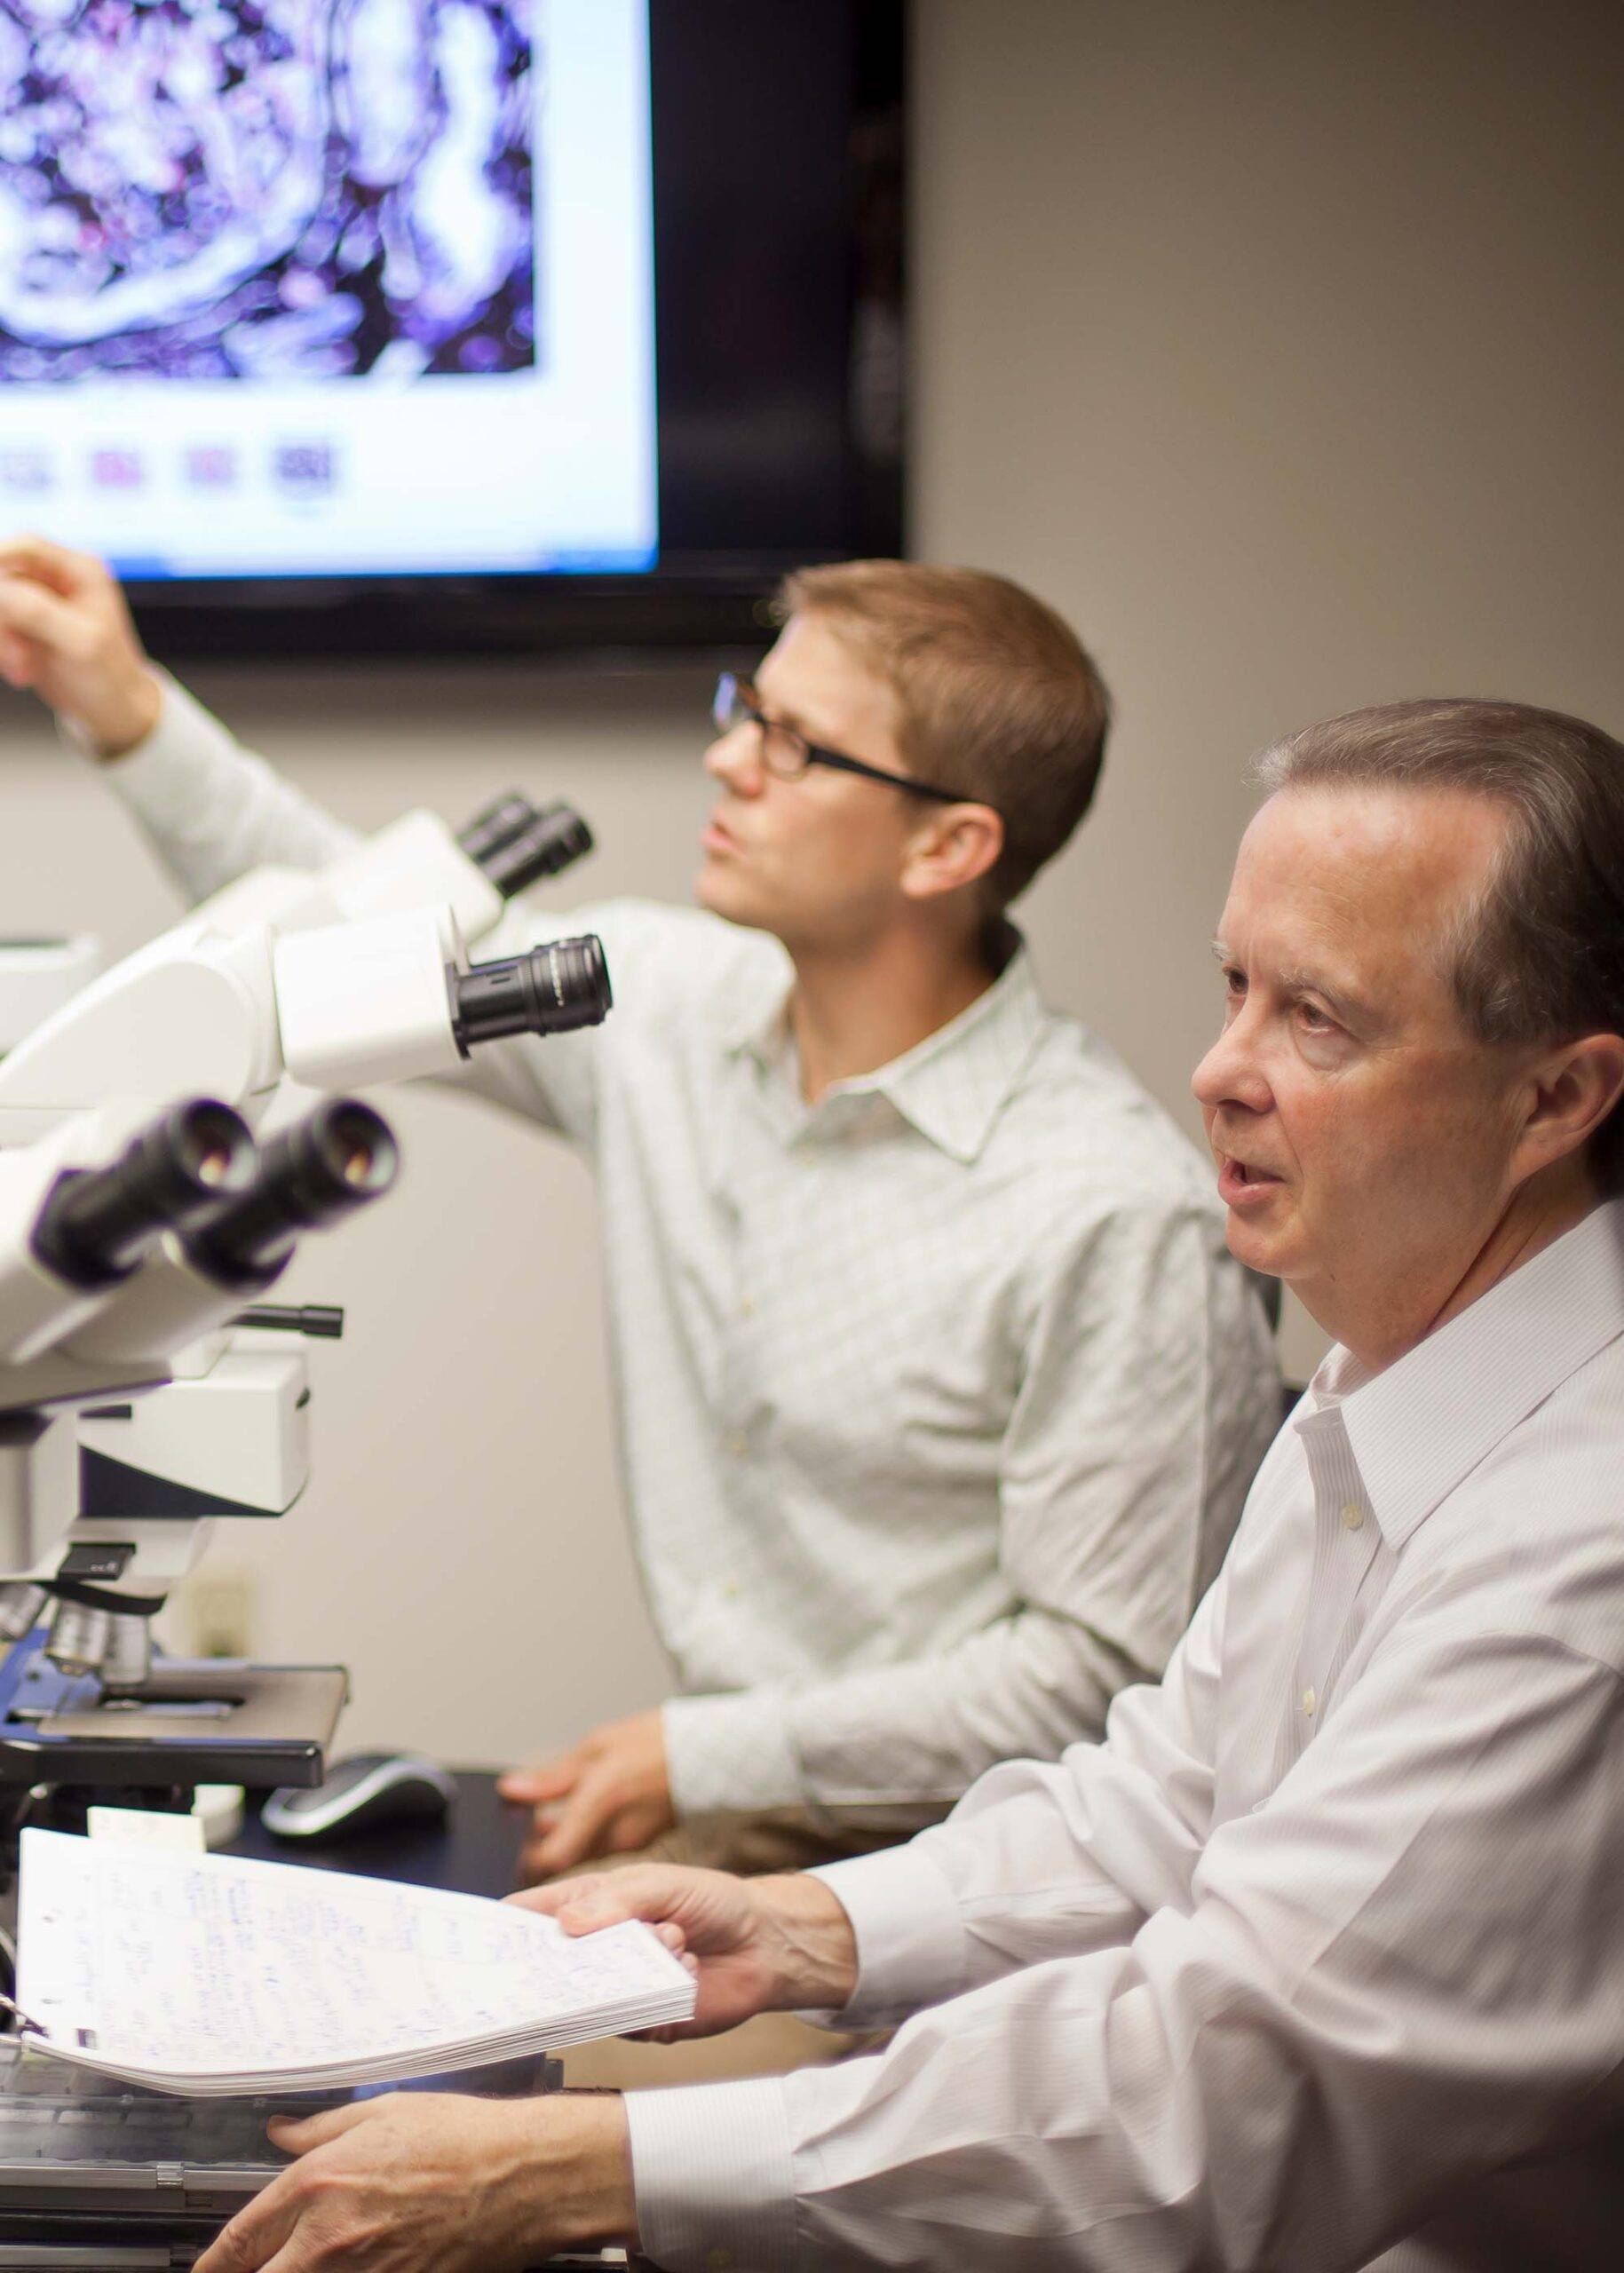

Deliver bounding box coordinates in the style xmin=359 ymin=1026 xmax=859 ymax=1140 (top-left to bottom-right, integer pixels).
xmin=707 ymin=2252 xmax=733 ymax=2272
xmin=728 ymin=1434 xmax=749 ymax=1458
xmin=1302 ymin=1686 xmax=1317 ymax=1715
xmin=722 ymin=1578 xmax=741 ymax=1601
xmin=1341 ymin=1501 xmax=1365 ymax=1532
xmin=739 ymin=1295 xmax=757 ymax=1318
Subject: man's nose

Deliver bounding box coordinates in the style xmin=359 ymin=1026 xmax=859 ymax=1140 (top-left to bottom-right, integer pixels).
xmin=704 ymin=726 xmax=765 ymax=794
xmin=1192 ymin=1014 xmax=1272 ymax=1118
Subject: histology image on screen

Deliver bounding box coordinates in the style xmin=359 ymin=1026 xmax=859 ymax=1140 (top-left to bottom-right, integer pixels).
xmin=0 ymin=0 xmax=538 ymax=383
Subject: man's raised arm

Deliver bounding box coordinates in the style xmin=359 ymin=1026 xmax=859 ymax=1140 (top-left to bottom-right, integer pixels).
xmin=0 ymin=535 xmax=620 ymax=1138
xmin=0 ymin=535 xmax=357 ymax=899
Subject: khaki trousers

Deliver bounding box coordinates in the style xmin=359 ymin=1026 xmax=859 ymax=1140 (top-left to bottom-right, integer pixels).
xmin=556 ymin=1805 xmax=946 ymax=2090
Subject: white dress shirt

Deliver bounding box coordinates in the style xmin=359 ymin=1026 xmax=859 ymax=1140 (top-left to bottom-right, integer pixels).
xmin=627 ymin=1199 xmax=1624 ymax=2271
xmin=98 ymin=679 xmax=1279 ymax=1821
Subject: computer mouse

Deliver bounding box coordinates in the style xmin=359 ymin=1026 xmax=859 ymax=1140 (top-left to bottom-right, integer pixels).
xmin=261 ymin=1752 xmax=456 ymax=1842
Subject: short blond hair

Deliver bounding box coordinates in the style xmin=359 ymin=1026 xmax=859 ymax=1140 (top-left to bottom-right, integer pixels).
xmin=775 ymin=560 xmax=1110 ymax=906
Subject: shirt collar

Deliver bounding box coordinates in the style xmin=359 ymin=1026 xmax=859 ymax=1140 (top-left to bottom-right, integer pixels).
xmin=722 ymin=934 xmax=1050 ymax=1165
xmin=1295 ymin=1197 xmax=1624 ymax=1548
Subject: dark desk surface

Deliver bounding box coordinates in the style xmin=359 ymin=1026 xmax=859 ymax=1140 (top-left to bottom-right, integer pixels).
xmin=228 ymin=1767 xmax=529 ymax=1897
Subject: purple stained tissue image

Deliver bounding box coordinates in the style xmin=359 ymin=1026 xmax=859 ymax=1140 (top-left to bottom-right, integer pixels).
xmin=0 ymin=0 xmax=538 ymax=382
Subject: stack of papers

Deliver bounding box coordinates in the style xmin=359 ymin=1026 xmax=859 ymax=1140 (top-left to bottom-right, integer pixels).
xmin=12 ymin=1826 xmax=694 ymax=2096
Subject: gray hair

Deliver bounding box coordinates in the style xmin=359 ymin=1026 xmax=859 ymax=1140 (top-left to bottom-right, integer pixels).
xmin=1256 ymin=698 xmax=1624 ymax=1187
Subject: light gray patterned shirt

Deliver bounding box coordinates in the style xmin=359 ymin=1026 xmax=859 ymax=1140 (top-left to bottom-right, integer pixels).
xmin=100 ymin=677 xmax=1280 ymax=1819
xmin=629 ymin=1198 xmax=1624 ymax=2272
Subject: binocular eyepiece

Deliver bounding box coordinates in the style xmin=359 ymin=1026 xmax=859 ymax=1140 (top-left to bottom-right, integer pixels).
xmin=184 ymin=1098 xmax=401 ymax=1288
xmin=452 ymin=934 xmax=612 ymax=1050
xmin=31 ymin=1098 xmax=257 ymax=1290
xmin=456 ymin=793 xmax=595 ymax=899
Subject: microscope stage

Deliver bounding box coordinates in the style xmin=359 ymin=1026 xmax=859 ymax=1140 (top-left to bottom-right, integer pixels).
xmin=0 ymin=1636 xmax=346 ymax=1791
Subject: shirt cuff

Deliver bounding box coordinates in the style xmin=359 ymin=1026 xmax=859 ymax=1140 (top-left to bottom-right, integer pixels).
xmin=624 ymin=2078 xmax=799 ymax=2273
xmin=807 ymin=1841 xmax=967 ymax=2027
xmin=662 ymin=1691 xmax=804 ymax=1818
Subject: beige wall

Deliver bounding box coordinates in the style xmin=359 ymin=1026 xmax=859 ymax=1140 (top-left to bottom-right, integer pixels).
xmin=0 ymin=0 xmax=1619 ymax=1764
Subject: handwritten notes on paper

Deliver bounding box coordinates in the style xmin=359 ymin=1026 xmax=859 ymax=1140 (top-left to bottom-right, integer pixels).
xmin=14 ymin=1827 xmax=694 ymax=2094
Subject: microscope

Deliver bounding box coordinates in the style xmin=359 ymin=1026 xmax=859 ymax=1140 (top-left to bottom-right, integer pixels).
xmin=0 ymin=790 xmax=607 ymax=1851
xmin=0 ymin=1092 xmax=400 ymax=1842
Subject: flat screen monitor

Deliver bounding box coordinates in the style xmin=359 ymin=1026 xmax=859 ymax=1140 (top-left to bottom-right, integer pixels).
xmin=0 ymin=0 xmax=905 ymax=658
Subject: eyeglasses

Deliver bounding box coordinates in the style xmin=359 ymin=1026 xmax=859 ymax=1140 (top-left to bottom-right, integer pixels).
xmin=710 ymin=672 xmax=979 ymax=807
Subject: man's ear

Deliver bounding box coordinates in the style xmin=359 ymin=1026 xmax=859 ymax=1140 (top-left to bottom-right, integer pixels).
xmin=899 ymin=804 xmax=1005 ymax=904
xmin=1513 ymin=1031 xmax=1624 ymax=1180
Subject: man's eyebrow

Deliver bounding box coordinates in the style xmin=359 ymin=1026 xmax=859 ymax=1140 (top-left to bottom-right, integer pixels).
xmin=1210 ymin=941 xmax=1375 ymax=1025
xmin=1277 ymin=963 xmax=1376 ymax=1025
xmin=749 ymin=677 xmax=811 ymax=735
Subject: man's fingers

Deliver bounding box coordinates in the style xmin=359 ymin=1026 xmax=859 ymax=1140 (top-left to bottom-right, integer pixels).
xmin=0 ymin=533 xmax=96 ymax=595
xmin=547 ymin=1864 xmax=689 ymax=1935
xmin=0 ymin=574 xmax=95 ymax=658
xmin=0 ymin=627 xmax=35 ymax=686
xmin=192 ymin=2167 xmax=303 ymax=2273
xmin=253 ymin=2249 xmax=317 ymax=2273
xmin=530 ymin=1778 xmax=619 ymax=1874
xmin=505 ymin=1872 xmax=610 ymax=1915
xmin=497 ymin=1757 xmax=578 ymax=1804
xmin=266 ymin=2099 xmax=376 ymax=2151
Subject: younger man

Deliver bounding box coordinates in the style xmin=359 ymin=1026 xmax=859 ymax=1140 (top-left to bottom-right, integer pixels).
xmin=0 ymin=537 xmax=1279 ymax=1880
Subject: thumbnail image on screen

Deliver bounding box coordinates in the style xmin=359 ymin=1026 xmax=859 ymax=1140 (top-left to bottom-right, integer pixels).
xmin=0 ymin=0 xmax=537 ymax=384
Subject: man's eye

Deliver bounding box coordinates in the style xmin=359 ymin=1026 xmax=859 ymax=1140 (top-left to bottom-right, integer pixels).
xmin=1296 ymin=1001 xmax=1336 ymax=1034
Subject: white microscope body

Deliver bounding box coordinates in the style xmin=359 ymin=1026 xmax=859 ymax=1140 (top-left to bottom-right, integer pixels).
xmin=0 ymin=788 xmax=604 ymax=1810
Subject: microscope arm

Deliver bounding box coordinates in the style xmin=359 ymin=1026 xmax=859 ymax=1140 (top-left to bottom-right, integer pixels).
xmin=0 ymin=899 xmax=609 ymax=1144
xmin=171 ymin=790 xmax=592 ymax=958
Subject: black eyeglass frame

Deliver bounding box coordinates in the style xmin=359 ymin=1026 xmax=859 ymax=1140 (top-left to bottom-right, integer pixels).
xmin=712 ymin=672 xmax=988 ymax=810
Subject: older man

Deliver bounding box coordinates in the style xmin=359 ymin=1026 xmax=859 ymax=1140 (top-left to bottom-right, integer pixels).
xmin=206 ymin=692 xmax=1624 ymax=2272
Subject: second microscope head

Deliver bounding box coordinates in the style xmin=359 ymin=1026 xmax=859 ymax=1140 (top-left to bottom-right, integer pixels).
xmin=272 ymin=903 xmax=613 ymax=1092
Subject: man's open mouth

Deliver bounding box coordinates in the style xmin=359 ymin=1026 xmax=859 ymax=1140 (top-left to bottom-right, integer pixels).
xmin=1217 ymin=1153 xmax=1285 ymax=1200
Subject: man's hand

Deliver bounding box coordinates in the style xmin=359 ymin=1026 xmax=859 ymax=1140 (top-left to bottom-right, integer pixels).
xmin=193 ymin=2089 xmax=636 ymax=2273
xmin=499 ymin=1708 xmax=675 ymax=1881
xmin=513 ymin=1863 xmax=860 ymax=2036
xmin=0 ymin=535 xmax=162 ymax=757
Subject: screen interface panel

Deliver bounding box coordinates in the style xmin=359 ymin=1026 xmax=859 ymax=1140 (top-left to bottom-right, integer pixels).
xmin=0 ymin=0 xmax=657 ymax=577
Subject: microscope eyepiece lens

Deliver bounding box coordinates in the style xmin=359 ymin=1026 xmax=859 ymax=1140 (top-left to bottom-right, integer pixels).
xmin=31 ymin=1097 xmax=257 ymax=1289
xmin=452 ymin=934 xmax=612 ymax=1050
xmin=481 ymin=805 xmax=596 ymax=899
xmin=456 ymin=791 xmax=542 ymax=869
xmin=175 ymin=1101 xmax=253 ymax=1192
xmin=183 ymin=1099 xmax=400 ymax=1287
